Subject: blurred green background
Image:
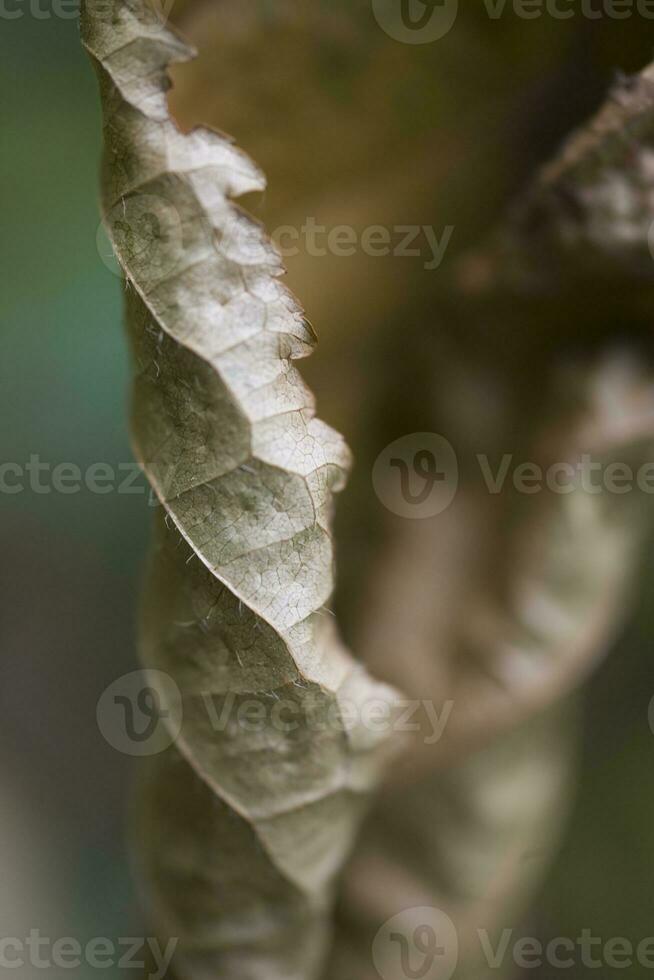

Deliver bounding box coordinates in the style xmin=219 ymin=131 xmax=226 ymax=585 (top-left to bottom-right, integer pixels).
xmin=3 ymin=4 xmax=654 ymax=979
xmin=1 ymin=14 xmax=148 ymax=978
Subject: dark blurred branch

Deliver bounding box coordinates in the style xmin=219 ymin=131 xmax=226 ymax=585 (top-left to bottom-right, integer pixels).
xmin=459 ymin=60 xmax=654 ymax=292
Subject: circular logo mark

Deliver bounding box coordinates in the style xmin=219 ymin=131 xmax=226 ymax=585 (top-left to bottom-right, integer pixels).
xmin=98 ymin=193 xmax=183 ymax=286
xmin=217 ymin=211 xmax=278 ymax=268
xmin=372 ymin=0 xmax=459 ymax=44
xmin=97 ymin=669 xmax=182 ymax=757
xmin=96 ymin=219 xmax=122 ymax=278
xmin=647 ymin=219 xmax=654 ymax=267
xmin=373 ymin=907 xmax=459 ymax=980
xmin=372 ymin=433 xmax=458 ymax=519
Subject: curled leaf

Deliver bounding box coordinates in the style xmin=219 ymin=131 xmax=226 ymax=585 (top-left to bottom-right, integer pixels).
xmin=81 ymin=2 xmax=400 ymax=977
